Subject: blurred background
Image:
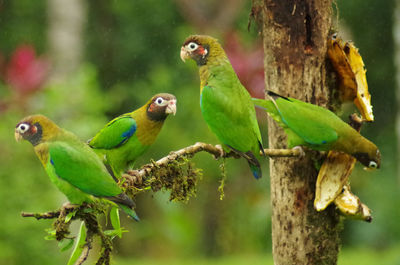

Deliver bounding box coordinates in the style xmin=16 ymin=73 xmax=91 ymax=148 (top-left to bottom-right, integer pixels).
xmin=0 ymin=0 xmax=399 ymax=264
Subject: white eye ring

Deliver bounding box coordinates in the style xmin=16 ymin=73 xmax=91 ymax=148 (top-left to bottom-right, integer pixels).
xmin=17 ymin=123 xmax=30 ymax=133
xmin=155 ymin=97 xmax=165 ymax=106
xmin=369 ymin=161 xmax=377 ymax=168
xmin=187 ymin=42 xmax=198 ymax=51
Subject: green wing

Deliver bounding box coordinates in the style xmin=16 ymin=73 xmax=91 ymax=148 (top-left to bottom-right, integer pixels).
xmin=254 ymin=95 xmax=339 ymax=145
xmin=89 ymin=114 xmax=137 ymax=149
xmin=201 ymin=83 xmax=262 ymax=153
xmin=274 ymin=96 xmax=338 ymax=145
xmin=48 ymin=141 xmax=121 ymax=197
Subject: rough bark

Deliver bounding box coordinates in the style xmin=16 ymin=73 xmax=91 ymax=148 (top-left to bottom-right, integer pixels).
xmin=254 ymin=0 xmax=341 ymax=264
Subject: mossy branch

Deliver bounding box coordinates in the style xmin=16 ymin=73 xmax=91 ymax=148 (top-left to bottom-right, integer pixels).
xmin=22 ymin=204 xmax=111 ymax=265
xmin=21 ymin=142 xmax=302 ymax=265
xmin=122 ymin=141 xmax=301 ymax=184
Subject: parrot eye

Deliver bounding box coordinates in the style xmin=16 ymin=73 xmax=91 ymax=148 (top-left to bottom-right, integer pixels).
xmin=368 ymin=161 xmax=377 ymax=169
xmin=17 ymin=123 xmax=30 ymax=133
xmin=187 ymin=42 xmax=198 ymax=51
xmin=155 ymin=97 xmax=165 ymax=106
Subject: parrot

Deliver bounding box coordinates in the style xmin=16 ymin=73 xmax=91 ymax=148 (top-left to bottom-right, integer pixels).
xmin=252 ymin=91 xmax=381 ymax=169
xmin=88 ymin=93 xmax=176 ymax=179
xmin=15 ymin=114 xmax=139 ymax=221
xmin=180 ymin=35 xmax=264 ymax=179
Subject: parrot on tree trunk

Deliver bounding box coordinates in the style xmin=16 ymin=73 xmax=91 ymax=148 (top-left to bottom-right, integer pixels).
xmin=180 ymin=35 xmax=264 ymax=179
xmin=253 ymin=91 xmax=381 ymax=169
xmin=88 ymin=93 xmax=176 ymax=179
xmin=15 ymin=114 xmax=139 ymax=221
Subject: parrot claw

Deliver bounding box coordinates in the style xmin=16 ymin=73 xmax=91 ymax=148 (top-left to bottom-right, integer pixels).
xmin=292 ymin=146 xmax=305 ymax=157
xmin=214 ymin=144 xmax=225 ymax=160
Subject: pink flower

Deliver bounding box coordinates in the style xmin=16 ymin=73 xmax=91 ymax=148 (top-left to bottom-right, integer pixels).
xmin=5 ymin=45 xmax=50 ymax=95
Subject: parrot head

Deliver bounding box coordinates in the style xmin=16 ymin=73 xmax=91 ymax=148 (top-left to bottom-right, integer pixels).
xmin=15 ymin=114 xmax=60 ymax=146
xmin=180 ymin=35 xmax=224 ymax=66
xmin=353 ymin=148 xmax=381 ymax=169
xmin=146 ymin=93 xmax=177 ymax=121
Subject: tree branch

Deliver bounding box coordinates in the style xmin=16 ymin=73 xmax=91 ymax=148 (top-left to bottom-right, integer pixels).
xmin=21 ymin=210 xmax=61 ymax=220
xmin=123 ymin=141 xmax=301 ymax=183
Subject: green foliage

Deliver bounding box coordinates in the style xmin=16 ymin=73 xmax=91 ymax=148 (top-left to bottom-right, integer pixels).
xmin=0 ymin=0 xmax=47 ymax=53
xmin=67 ymin=222 xmax=87 ymax=265
xmin=58 ymin=238 xmax=74 ymax=252
xmin=105 ymin=207 xmax=128 ymax=239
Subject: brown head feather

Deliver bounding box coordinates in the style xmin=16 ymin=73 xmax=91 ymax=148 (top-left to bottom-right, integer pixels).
xmin=181 ymin=35 xmax=227 ymax=66
xmin=15 ymin=114 xmax=61 ymax=146
xmin=144 ymin=93 xmax=177 ymax=122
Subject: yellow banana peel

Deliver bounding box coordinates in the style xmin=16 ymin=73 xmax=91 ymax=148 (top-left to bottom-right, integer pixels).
xmin=334 ymin=184 xmax=372 ymax=222
xmin=327 ymin=34 xmax=374 ymax=121
xmin=314 ymin=151 xmax=356 ymax=211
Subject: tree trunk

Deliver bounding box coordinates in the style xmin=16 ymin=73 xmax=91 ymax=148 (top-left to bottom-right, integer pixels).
xmin=254 ymin=0 xmax=341 ymax=264
xmin=47 ymin=0 xmax=86 ymax=81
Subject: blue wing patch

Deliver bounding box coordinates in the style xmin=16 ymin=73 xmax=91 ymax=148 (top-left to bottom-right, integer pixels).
xmin=89 ymin=116 xmax=137 ymax=149
xmin=119 ymin=124 xmax=136 ymax=146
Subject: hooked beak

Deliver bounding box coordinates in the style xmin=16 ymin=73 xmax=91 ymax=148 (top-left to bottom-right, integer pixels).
xmin=180 ymin=46 xmax=190 ymax=62
xmin=14 ymin=130 xmax=23 ymax=142
xmin=165 ymin=99 xmax=177 ymax=115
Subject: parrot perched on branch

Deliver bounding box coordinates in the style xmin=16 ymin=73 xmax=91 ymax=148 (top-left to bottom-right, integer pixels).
xmin=180 ymin=35 xmax=264 ymax=179
xmin=253 ymin=91 xmax=381 ymax=169
xmin=15 ymin=114 xmax=139 ymax=221
xmin=88 ymin=93 xmax=176 ymax=179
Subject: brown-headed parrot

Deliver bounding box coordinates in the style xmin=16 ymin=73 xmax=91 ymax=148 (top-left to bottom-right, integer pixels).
xmin=180 ymin=35 xmax=264 ymax=179
xmin=15 ymin=114 xmax=139 ymax=220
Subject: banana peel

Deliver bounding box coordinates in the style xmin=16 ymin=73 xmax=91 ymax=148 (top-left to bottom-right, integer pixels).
xmin=314 ymin=151 xmax=356 ymax=211
xmin=315 ymin=34 xmax=375 ymax=221
xmin=314 ymin=114 xmax=373 ymax=221
xmin=334 ymin=184 xmax=372 ymax=222
xmin=327 ymin=33 xmax=374 ymax=121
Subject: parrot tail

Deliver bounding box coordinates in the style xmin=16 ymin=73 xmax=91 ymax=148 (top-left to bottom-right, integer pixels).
xmin=248 ymin=161 xmax=262 ymax=180
xmin=108 ymin=193 xmax=140 ymax=221
xmin=226 ymin=145 xmax=262 ymax=179
xmin=118 ymin=203 xmax=140 ymax=222
xmin=245 ymin=151 xmax=262 ymax=179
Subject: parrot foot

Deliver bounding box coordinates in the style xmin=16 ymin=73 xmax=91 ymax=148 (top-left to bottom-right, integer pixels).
xmin=214 ymin=144 xmax=225 ymax=159
xmin=292 ymin=146 xmax=305 ymax=157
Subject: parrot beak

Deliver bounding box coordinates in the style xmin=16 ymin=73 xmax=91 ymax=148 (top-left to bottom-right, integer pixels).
xmin=180 ymin=46 xmax=190 ymax=62
xmin=14 ymin=130 xmax=23 ymax=142
xmin=165 ymin=99 xmax=177 ymax=115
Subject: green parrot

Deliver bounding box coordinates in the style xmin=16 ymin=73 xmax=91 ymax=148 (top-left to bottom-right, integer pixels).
xmin=180 ymin=35 xmax=264 ymax=179
xmin=88 ymin=93 xmax=176 ymax=179
xmin=253 ymin=91 xmax=381 ymax=169
xmin=15 ymin=114 xmax=139 ymax=221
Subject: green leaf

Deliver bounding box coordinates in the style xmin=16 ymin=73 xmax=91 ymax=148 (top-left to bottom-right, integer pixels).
xmin=65 ymin=210 xmax=77 ymax=223
xmin=104 ymin=228 xmax=128 ymax=239
xmin=67 ymin=221 xmax=87 ymax=265
xmin=58 ymin=238 xmax=74 ymax=252
xmin=44 ymin=228 xmax=57 ymax=241
xmin=110 ymin=207 xmax=121 ymax=232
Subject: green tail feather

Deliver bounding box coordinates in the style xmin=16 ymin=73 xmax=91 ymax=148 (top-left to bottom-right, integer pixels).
xmin=118 ymin=203 xmax=140 ymax=222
